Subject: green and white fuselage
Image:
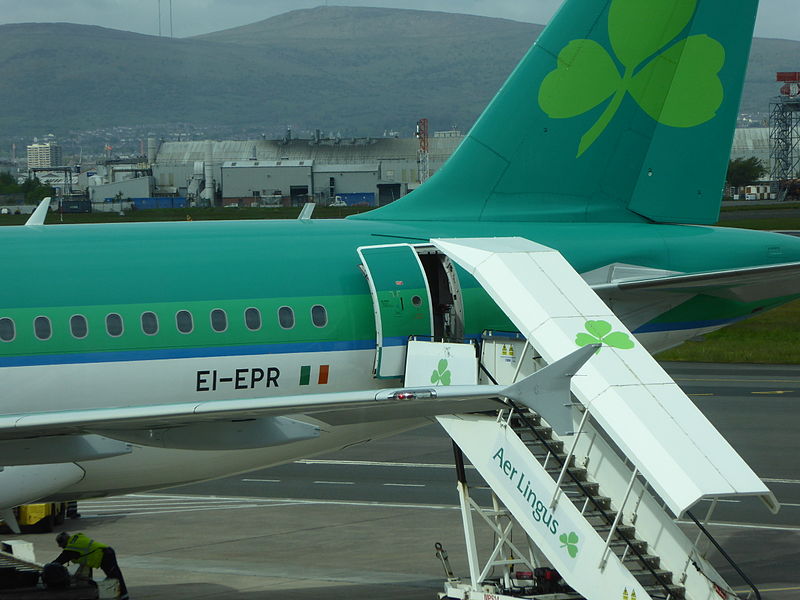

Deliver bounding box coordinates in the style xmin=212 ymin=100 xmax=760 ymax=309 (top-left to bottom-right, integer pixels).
xmin=2 ymin=0 xmax=799 ymax=501
xmin=1 ymin=216 xmax=798 ymax=498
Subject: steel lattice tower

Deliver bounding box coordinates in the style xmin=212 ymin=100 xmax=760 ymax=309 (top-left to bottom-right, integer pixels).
xmin=769 ymin=73 xmax=800 ymax=195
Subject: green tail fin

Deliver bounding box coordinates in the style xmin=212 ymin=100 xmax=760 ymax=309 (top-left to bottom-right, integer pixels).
xmin=354 ymin=0 xmax=758 ymax=224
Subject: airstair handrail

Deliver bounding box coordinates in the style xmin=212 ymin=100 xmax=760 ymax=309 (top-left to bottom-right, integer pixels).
xmin=685 ymin=511 xmax=761 ymax=600
xmin=504 ymin=401 xmax=675 ymax=600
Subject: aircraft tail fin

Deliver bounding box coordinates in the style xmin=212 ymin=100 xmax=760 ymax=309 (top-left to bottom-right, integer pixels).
xmin=354 ymin=0 xmax=758 ymax=225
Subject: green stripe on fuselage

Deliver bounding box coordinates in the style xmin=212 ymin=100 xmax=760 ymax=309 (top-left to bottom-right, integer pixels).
xmin=1 ymin=219 xmax=799 ymax=360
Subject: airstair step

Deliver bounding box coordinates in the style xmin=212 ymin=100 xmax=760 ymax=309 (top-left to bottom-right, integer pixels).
xmin=644 ymin=582 xmax=686 ymax=599
xmin=513 ymin=424 xmax=553 ymax=438
xmin=622 ymin=553 xmax=660 ymax=569
xmin=523 ymin=438 xmax=565 ymax=454
xmin=608 ymin=538 xmax=648 ymax=554
xmin=594 ymin=523 xmax=637 ymax=539
xmin=569 ymin=494 xmax=612 ymax=510
xmin=544 ymin=465 xmax=587 ymax=480
xmin=558 ymin=480 xmax=599 ymax=495
xmin=527 ymin=447 xmax=570 ymax=468
xmin=627 ymin=567 xmax=674 ymax=587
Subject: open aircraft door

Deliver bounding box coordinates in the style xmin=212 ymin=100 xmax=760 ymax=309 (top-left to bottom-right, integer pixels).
xmin=358 ymin=243 xmax=465 ymax=379
xmin=358 ymin=244 xmax=434 ymax=378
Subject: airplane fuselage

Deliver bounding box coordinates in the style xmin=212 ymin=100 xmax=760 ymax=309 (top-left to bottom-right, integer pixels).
xmin=2 ymin=217 xmax=799 ymax=498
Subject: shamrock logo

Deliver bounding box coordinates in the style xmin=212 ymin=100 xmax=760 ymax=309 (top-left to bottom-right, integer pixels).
xmin=538 ymin=0 xmax=725 ymax=156
xmin=559 ymin=531 xmax=580 ymax=558
xmin=575 ymin=320 xmax=635 ymax=353
xmin=430 ymin=359 xmax=452 ymax=386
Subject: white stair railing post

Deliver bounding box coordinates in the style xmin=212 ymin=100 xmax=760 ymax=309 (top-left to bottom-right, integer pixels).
xmin=550 ymin=406 xmax=590 ymax=509
xmin=510 ymin=341 xmax=530 ymax=383
xmin=599 ymin=467 xmax=639 ymax=570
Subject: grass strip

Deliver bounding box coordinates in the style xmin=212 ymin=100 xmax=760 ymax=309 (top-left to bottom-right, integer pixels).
xmin=655 ymin=299 xmax=800 ymax=364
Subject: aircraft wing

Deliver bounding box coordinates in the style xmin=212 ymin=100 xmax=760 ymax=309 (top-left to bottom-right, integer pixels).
xmin=0 ymin=344 xmax=595 ymax=451
xmin=592 ymin=260 xmax=800 ymax=303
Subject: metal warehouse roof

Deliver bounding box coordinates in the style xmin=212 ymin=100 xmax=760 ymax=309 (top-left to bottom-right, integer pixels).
xmin=156 ymin=136 xmax=463 ymax=165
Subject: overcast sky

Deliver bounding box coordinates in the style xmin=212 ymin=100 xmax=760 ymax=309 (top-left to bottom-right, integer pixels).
xmin=0 ymin=0 xmax=798 ymax=41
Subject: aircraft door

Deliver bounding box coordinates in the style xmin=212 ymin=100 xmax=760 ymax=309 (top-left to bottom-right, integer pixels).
xmin=358 ymin=244 xmax=433 ymax=378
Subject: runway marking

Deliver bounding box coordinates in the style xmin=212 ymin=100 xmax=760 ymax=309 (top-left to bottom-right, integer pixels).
xmin=735 ymin=586 xmax=800 ymax=594
xmin=383 ymin=483 xmax=425 ymax=488
xmin=688 ymin=393 xmax=714 ymax=396
xmin=677 ymin=520 xmax=800 ymax=532
xmin=82 ymin=494 xmax=800 ymax=526
xmin=242 ymin=478 xmax=281 ymax=483
xmin=296 ymin=458 xmax=463 ymax=469
xmin=763 ymin=478 xmax=800 ymax=485
xmin=313 ymin=480 xmax=355 ymax=485
xmin=752 ymin=390 xmax=794 ymax=395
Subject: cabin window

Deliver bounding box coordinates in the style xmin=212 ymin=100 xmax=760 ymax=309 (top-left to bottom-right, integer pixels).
xmin=141 ymin=311 xmax=159 ymax=335
xmin=278 ymin=306 xmax=295 ymax=329
xmin=0 ymin=318 xmax=15 ymax=342
xmin=311 ymin=305 xmax=328 ymax=328
xmin=210 ymin=309 xmax=227 ymax=332
xmin=245 ymin=307 xmax=261 ymax=331
xmin=106 ymin=313 xmax=124 ymax=337
xmin=70 ymin=315 xmax=88 ymax=339
xmin=34 ymin=316 xmax=52 ymax=340
xmin=176 ymin=310 xmax=194 ymax=334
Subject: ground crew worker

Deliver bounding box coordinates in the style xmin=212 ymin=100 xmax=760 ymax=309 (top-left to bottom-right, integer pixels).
xmin=54 ymin=532 xmax=129 ymax=600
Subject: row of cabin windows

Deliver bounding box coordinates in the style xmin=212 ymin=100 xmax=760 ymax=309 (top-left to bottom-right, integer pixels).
xmin=0 ymin=305 xmax=329 ymax=342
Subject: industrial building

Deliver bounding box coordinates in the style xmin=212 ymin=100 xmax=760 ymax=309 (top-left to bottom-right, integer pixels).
xmin=730 ymin=127 xmax=770 ymax=168
xmin=77 ymin=119 xmax=787 ymax=209
xmin=147 ymin=131 xmax=463 ymax=207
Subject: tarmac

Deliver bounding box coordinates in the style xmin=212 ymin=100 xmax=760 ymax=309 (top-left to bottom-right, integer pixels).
xmin=3 ymin=362 xmax=800 ymax=599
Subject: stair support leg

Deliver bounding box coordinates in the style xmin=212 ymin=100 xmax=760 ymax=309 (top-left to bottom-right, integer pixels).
xmin=457 ymin=480 xmax=482 ymax=589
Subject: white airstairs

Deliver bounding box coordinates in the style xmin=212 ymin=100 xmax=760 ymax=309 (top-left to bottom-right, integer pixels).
xmin=400 ymin=238 xmax=773 ymax=600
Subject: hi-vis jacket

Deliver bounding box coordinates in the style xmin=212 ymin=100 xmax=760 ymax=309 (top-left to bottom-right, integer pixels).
xmin=62 ymin=533 xmax=108 ymax=568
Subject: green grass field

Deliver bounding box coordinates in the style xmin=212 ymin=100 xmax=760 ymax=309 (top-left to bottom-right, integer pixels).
xmin=0 ymin=206 xmax=373 ymax=226
xmin=655 ymin=299 xmax=800 ymax=363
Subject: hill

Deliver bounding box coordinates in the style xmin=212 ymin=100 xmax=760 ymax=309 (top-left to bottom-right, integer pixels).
xmin=0 ymin=7 xmax=793 ymax=138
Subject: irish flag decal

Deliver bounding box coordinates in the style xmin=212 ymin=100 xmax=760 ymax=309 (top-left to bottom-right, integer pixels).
xmin=299 ymin=364 xmax=330 ymax=386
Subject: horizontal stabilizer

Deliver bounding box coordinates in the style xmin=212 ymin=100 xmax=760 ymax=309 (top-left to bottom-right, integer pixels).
xmin=594 ymin=260 xmax=800 ymax=303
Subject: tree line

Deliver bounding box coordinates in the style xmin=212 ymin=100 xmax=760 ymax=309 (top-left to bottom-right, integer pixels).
xmin=0 ymin=173 xmax=55 ymax=204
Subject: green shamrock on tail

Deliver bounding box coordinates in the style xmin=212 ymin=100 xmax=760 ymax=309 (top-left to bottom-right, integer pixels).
xmin=538 ymin=0 xmax=725 ymax=156
xmin=575 ymin=320 xmax=635 ymax=353
xmin=430 ymin=359 xmax=452 ymax=386
xmin=559 ymin=531 xmax=580 ymax=558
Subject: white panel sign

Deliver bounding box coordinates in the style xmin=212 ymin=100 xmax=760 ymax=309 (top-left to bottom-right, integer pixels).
xmin=404 ymin=340 xmax=477 ymax=387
